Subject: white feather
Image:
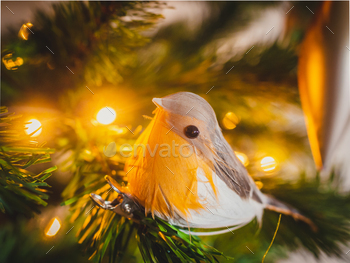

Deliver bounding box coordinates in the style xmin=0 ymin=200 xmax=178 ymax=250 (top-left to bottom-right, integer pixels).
xmin=163 ymin=168 xmax=265 ymax=235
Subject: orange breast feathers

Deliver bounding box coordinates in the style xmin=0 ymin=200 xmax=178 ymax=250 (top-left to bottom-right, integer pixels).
xmin=125 ymin=108 xmax=216 ymax=219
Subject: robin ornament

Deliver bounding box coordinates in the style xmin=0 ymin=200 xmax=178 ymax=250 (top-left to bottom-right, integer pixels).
xmin=92 ymin=92 xmax=316 ymax=235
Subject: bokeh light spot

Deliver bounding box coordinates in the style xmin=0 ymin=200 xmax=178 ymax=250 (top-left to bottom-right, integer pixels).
xmin=45 ymin=218 xmax=61 ymax=237
xmin=260 ymin=156 xmax=277 ymax=172
xmin=235 ymin=151 xmax=249 ymax=166
xmin=222 ymin=112 xmax=240 ymax=130
xmin=25 ymin=119 xmax=42 ymax=137
xmin=97 ymin=107 xmax=116 ymax=125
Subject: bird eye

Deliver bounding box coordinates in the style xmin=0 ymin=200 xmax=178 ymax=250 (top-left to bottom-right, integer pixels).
xmin=184 ymin=125 xmax=200 ymax=139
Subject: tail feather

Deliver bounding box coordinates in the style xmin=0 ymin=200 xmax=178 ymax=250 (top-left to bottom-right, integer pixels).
xmin=265 ymin=195 xmax=318 ymax=232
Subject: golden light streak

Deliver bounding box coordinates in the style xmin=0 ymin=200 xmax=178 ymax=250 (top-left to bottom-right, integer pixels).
xmin=96 ymin=107 xmax=116 ymax=125
xmin=45 ymin=218 xmax=61 ymax=237
xmin=260 ymin=156 xmax=277 ymax=172
xmin=25 ymin=119 xmax=42 ymax=137
xmin=18 ymin=22 xmax=33 ymax=40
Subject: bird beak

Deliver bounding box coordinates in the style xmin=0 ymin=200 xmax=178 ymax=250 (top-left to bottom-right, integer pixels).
xmin=152 ymin=98 xmax=163 ymax=108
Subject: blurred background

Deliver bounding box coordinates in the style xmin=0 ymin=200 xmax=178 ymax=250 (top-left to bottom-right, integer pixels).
xmin=1 ymin=1 xmax=349 ymax=263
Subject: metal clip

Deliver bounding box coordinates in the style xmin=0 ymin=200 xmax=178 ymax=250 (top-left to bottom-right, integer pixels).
xmin=90 ymin=175 xmax=139 ymax=219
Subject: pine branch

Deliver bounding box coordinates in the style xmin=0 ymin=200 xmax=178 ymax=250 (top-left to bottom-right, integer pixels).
xmin=2 ymin=1 xmax=166 ymax=96
xmin=0 ymin=107 xmax=56 ymax=216
xmin=64 ymin=195 xmax=229 ymax=263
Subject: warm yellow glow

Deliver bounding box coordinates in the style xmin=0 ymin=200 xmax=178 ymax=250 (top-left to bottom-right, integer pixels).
xmin=235 ymin=151 xmax=249 ymax=166
xmin=18 ymin=23 xmax=33 ymax=40
xmin=2 ymin=53 xmax=23 ymax=71
xmin=97 ymin=107 xmax=116 ymax=125
xmin=255 ymin=181 xmax=263 ymax=189
xmin=45 ymin=218 xmax=61 ymax=237
xmin=111 ymin=126 xmax=127 ymax=135
xmin=260 ymin=156 xmax=277 ymax=172
xmin=222 ymin=112 xmax=240 ymax=130
xmin=25 ymin=119 xmax=42 ymax=137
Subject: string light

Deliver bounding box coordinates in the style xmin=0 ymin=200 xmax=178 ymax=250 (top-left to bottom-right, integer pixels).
xmin=45 ymin=218 xmax=61 ymax=237
xmin=25 ymin=119 xmax=42 ymax=137
xmin=97 ymin=107 xmax=116 ymax=125
xmin=260 ymin=156 xmax=277 ymax=172
xmin=234 ymin=151 xmax=249 ymax=166
xmin=222 ymin=112 xmax=240 ymax=130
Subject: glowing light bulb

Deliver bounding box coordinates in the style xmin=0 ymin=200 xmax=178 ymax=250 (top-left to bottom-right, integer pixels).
xmin=235 ymin=151 xmax=249 ymax=166
xmin=25 ymin=119 xmax=42 ymax=137
xmin=97 ymin=107 xmax=116 ymax=125
xmin=45 ymin=218 xmax=61 ymax=237
xmin=260 ymin=156 xmax=277 ymax=172
xmin=222 ymin=112 xmax=240 ymax=130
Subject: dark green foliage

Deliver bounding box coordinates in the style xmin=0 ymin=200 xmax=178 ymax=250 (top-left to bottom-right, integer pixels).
xmin=2 ymin=1 xmax=165 ymax=106
xmin=0 ymin=107 xmax=56 ymax=216
xmin=261 ymin=172 xmax=350 ymax=258
xmin=63 ymin=193 xmax=230 ymax=263
xmin=0 ymin=219 xmax=89 ymax=263
xmin=137 ymin=216 xmax=230 ymax=263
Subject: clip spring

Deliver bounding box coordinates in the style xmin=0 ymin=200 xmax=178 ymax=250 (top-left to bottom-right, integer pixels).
xmin=90 ymin=175 xmax=139 ymax=220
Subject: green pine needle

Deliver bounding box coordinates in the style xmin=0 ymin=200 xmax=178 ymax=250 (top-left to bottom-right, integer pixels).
xmin=0 ymin=107 xmax=56 ymax=216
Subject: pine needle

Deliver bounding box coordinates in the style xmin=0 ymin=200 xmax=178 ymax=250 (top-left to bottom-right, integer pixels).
xmin=262 ymin=214 xmax=282 ymax=263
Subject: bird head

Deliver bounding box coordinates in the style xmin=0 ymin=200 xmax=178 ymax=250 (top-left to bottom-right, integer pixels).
xmin=151 ymin=92 xmax=220 ymax=160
